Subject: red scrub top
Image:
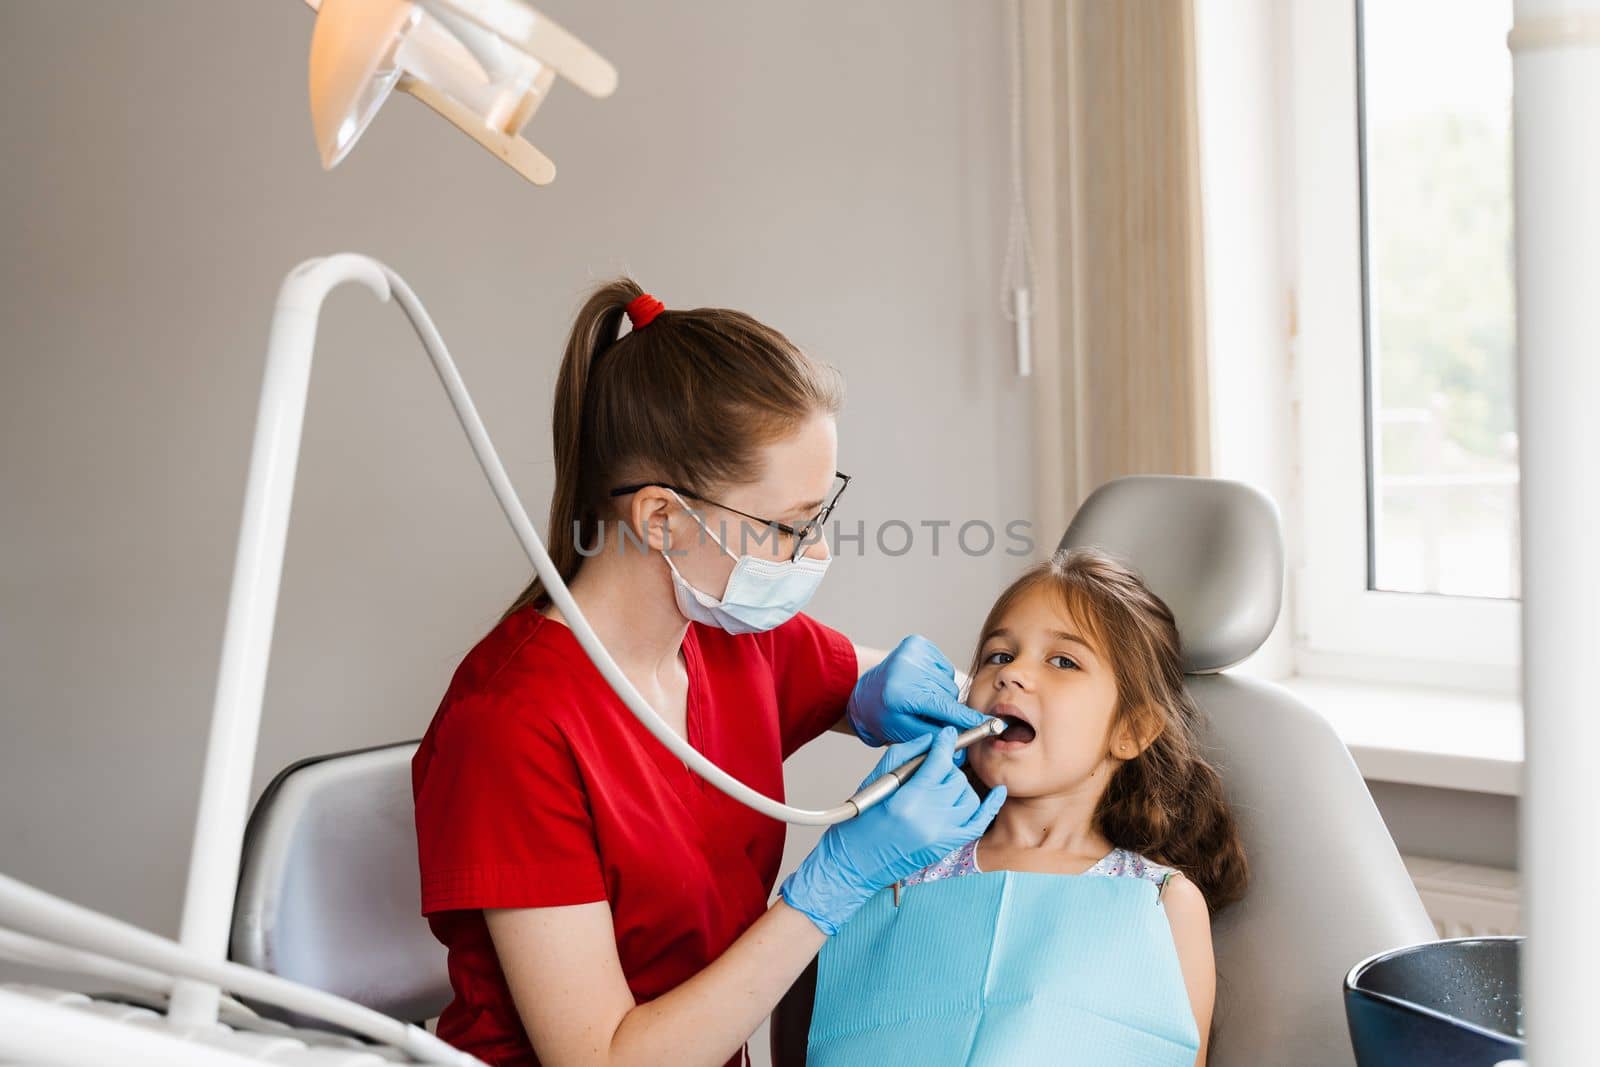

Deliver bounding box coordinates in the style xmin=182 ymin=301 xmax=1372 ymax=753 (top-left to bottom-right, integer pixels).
xmin=412 ymin=605 xmax=857 ymax=1067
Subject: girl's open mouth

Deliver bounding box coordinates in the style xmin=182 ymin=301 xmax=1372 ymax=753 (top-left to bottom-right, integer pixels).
xmin=994 ymin=714 xmax=1036 ymax=745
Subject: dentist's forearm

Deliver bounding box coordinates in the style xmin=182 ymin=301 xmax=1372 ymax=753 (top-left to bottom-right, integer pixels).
xmin=606 ymin=900 xmax=826 ymax=1066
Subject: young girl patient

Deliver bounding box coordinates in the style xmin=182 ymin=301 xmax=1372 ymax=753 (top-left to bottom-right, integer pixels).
xmin=806 ymin=547 xmax=1248 ymax=1067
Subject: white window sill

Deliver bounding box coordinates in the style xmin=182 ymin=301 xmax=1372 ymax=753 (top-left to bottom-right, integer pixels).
xmin=1277 ymin=676 xmax=1523 ymax=797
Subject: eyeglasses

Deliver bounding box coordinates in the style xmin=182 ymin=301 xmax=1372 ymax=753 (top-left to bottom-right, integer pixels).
xmin=609 ymin=471 xmax=851 ymax=562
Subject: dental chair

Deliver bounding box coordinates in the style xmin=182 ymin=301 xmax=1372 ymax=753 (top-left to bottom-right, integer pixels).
xmin=231 ymin=740 xmax=445 ymax=1029
xmin=770 ymin=475 xmax=1436 ymax=1067
xmin=230 ymin=474 xmax=1434 ymax=1066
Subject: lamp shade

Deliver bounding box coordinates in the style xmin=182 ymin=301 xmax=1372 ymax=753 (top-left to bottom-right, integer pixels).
xmin=308 ymin=0 xmax=417 ymax=169
xmin=305 ymin=0 xmax=616 ymax=182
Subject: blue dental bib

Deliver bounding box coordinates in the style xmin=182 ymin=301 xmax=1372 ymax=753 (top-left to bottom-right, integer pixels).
xmin=808 ymin=870 xmax=1200 ymax=1066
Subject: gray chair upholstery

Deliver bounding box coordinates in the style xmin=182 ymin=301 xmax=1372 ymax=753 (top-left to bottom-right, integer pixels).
xmin=1064 ymin=476 xmax=1433 ymax=1064
xmin=772 ymin=475 xmax=1434 ymax=1067
xmin=1059 ymin=474 xmax=1284 ymax=674
xmin=230 ymin=740 xmax=448 ymax=1026
xmin=1191 ymin=672 xmax=1433 ymax=1066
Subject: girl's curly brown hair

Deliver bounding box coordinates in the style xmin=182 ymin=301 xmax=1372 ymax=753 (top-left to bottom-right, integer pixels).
xmin=968 ymin=546 xmax=1249 ymax=915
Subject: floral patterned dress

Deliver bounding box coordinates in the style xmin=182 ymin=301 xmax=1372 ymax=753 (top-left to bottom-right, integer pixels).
xmin=901 ymin=838 xmax=1179 ymax=896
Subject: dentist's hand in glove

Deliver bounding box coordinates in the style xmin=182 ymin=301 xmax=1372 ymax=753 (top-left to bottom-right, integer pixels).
xmin=780 ymin=727 xmax=1007 ymax=936
xmin=847 ymin=634 xmax=988 ymax=748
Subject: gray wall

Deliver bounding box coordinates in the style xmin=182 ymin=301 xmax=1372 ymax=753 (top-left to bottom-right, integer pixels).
xmin=0 ymin=0 xmax=1024 ymax=979
xmin=1370 ymin=783 xmax=1519 ymax=870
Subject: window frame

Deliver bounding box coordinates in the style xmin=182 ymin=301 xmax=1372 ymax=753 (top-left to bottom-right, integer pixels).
xmin=1287 ymin=0 xmax=1520 ymax=694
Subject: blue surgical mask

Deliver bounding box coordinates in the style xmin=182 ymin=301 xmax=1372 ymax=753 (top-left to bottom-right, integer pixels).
xmin=662 ymin=490 xmax=830 ymax=634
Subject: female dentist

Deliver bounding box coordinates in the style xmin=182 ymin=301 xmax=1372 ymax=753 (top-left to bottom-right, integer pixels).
xmin=412 ymin=280 xmax=1005 ymax=1067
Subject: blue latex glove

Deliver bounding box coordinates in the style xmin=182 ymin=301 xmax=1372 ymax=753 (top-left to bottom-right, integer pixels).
xmin=780 ymin=728 xmax=1007 ymax=936
xmin=847 ymin=635 xmax=987 ymax=747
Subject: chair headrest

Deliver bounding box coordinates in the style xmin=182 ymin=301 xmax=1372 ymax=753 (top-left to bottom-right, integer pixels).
xmin=1056 ymin=475 xmax=1283 ymax=673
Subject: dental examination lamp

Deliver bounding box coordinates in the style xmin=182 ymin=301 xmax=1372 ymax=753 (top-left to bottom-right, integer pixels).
xmin=302 ymin=0 xmax=619 ymax=185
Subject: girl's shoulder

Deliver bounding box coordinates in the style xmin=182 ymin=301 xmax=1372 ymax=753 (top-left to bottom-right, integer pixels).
xmin=1086 ymin=847 xmax=1181 ymax=893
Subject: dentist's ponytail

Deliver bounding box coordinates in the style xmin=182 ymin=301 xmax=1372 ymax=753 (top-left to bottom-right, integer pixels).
xmin=503 ymin=278 xmax=842 ymax=619
xmin=506 ymin=280 xmax=638 ymax=618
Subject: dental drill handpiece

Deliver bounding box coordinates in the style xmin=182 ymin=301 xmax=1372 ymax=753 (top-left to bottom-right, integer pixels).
xmin=843 ymin=718 xmax=1008 ymax=816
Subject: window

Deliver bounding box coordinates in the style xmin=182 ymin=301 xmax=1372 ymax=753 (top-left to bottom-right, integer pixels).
xmin=1289 ymin=0 xmax=1520 ymax=691
xmin=1361 ymin=0 xmax=1518 ymax=601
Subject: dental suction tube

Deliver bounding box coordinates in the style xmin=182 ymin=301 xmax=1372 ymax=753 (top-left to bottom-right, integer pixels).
xmin=374 ymin=262 xmax=985 ymax=825
xmin=392 ymin=265 xmax=1008 ymax=823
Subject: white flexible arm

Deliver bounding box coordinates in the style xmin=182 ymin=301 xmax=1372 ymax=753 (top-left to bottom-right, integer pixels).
xmin=378 ymin=262 xmax=866 ymax=827
xmin=390 ymin=264 xmax=986 ymax=823
xmin=0 ymin=928 xmax=180 ymax=998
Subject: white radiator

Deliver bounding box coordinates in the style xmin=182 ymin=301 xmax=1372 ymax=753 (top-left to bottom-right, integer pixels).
xmin=1403 ymin=856 xmax=1521 ymax=938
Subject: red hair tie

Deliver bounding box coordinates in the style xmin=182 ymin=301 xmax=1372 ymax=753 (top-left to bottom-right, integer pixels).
xmin=626 ymin=293 xmax=665 ymax=330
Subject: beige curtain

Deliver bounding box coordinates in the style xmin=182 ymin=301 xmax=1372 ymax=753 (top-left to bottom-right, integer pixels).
xmin=1022 ymin=0 xmax=1211 ymax=540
